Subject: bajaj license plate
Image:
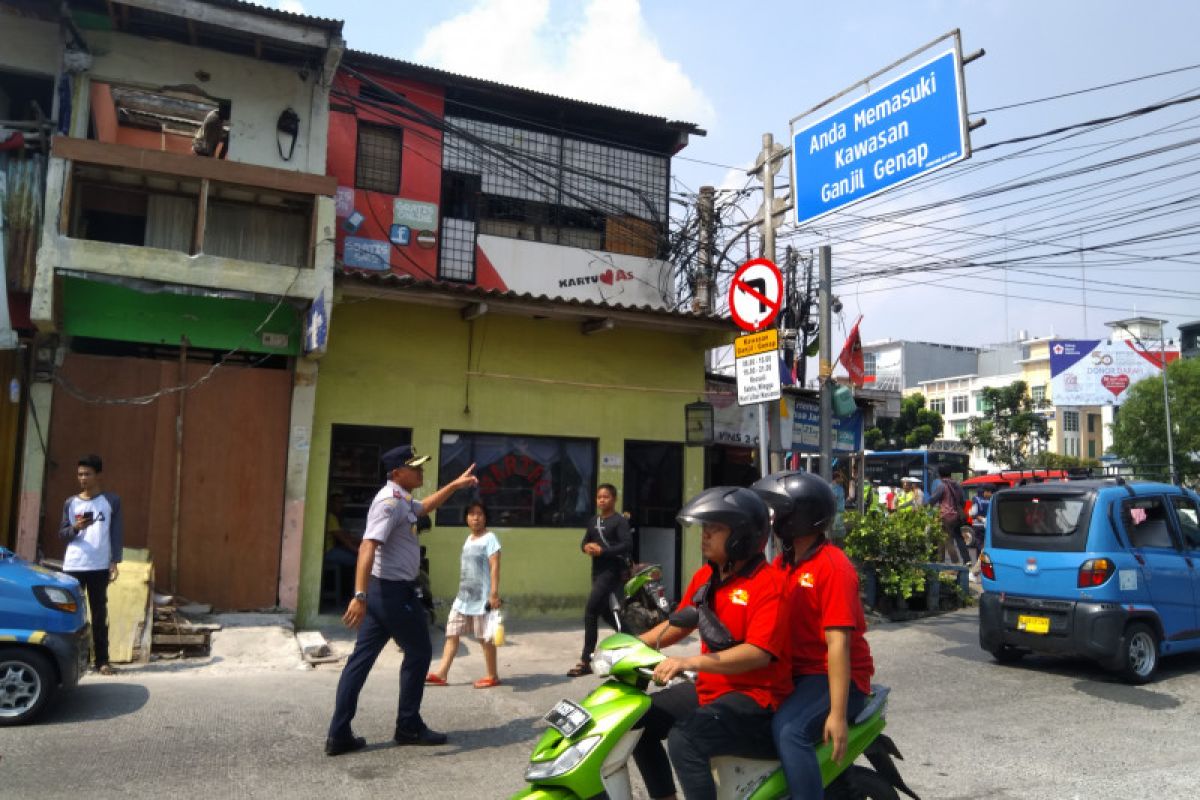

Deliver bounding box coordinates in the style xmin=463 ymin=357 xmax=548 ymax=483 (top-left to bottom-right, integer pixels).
xmin=1017 ymin=615 xmax=1050 ymax=634
xmin=545 ymin=699 xmax=591 ymax=737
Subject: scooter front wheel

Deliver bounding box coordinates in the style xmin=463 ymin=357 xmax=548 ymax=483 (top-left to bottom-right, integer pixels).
xmin=829 ymin=765 xmax=901 ymax=800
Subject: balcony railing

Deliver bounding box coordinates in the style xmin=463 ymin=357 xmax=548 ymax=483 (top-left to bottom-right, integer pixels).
xmin=52 ymin=137 xmax=336 ymax=269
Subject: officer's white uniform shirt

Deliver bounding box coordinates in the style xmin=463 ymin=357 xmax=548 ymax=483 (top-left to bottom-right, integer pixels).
xmin=363 ymin=481 xmax=425 ymax=581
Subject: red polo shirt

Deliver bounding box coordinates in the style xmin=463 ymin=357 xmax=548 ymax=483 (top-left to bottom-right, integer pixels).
xmin=774 ymin=542 xmax=874 ymax=695
xmin=677 ymin=559 xmax=792 ymax=710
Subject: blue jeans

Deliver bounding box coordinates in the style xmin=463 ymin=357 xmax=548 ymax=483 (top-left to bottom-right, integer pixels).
xmin=772 ymin=674 xmax=869 ymax=799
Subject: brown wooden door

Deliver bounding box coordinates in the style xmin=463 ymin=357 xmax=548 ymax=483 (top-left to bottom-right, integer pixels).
xmin=41 ymin=353 xmax=290 ymax=609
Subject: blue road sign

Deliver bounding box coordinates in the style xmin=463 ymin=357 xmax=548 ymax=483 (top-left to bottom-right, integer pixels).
xmin=791 ymin=48 xmax=968 ymax=226
xmin=304 ymin=289 xmax=328 ymax=355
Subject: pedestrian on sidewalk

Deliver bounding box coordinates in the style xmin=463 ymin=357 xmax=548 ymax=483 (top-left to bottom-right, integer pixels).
xmin=59 ymin=454 xmax=123 ymax=676
xmin=929 ymin=465 xmax=970 ymax=565
xmin=569 ymin=483 xmax=632 ymax=677
xmin=426 ymin=500 xmax=502 ymax=689
xmin=325 ymin=445 xmax=478 ymax=757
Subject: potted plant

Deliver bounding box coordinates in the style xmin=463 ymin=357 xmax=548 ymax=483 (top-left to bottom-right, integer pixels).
xmin=843 ymin=505 xmax=942 ymax=614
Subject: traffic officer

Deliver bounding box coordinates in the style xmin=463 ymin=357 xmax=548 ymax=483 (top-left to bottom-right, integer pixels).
xmin=325 ymin=445 xmax=478 ymax=756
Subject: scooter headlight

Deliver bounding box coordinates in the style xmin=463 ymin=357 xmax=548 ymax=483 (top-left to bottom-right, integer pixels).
xmin=524 ymin=735 xmax=601 ymax=780
xmin=591 ymin=646 xmax=636 ymax=677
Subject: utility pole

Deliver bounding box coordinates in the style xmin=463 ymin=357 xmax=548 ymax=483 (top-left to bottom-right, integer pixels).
xmin=755 ymin=133 xmax=787 ymax=477
xmin=818 ymin=245 xmax=833 ymax=481
xmin=1160 ymin=320 xmax=1177 ymax=485
xmin=695 ymin=185 xmax=715 ymax=314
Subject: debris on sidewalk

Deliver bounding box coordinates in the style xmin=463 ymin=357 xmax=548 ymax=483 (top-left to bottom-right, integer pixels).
xmin=151 ymin=595 xmax=221 ymax=659
xmin=295 ymin=630 xmax=339 ymax=664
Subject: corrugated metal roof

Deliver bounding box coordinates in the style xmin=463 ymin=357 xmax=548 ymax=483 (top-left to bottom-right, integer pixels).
xmin=337 ymin=268 xmax=728 ymax=328
xmin=196 ymin=0 xmax=343 ymax=31
xmin=343 ymin=49 xmax=703 ymax=136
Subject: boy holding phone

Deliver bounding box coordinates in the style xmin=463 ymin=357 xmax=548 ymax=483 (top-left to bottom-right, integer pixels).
xmin=59 ymin=454 xmax=124 ymax=675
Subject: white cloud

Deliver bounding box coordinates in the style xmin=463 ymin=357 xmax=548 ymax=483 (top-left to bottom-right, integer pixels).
xmin=414 ymin=0 xmax=713 ymax=124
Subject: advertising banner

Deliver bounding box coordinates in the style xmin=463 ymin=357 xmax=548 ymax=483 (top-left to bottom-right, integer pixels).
xmin=792 ymin=396 xmax=863 ymax=454
xmin=707 ymin=384 xmax=862 ymax=453
xmin=1049 ymin=339 xmax=1180 ymax=406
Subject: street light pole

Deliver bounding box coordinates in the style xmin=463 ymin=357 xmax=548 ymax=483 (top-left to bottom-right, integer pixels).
xmin=1160 ymin=320 xmax=1177 ymax=485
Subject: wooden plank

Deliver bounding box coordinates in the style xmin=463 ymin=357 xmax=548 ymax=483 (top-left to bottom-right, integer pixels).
xmin=152 ymin=633 xmax=208 ymax=646
xmin=52 ymin=137 xmax=337 ymax=197
xmin=153 ymin=622 xmax=219 ymax=633
xmin=192 ymin=178 xmax=209 ymax=255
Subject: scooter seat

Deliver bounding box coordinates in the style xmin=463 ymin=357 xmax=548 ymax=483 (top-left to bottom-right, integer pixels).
xmin=854 ymin=684 xmax=890 ymax=725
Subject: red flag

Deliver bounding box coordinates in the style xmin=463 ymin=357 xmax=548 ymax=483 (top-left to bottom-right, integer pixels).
xmin=838 ymin=316 xmax=866 ymax=388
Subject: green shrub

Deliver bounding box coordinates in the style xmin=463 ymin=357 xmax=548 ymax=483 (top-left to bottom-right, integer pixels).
xmin=844 ymin=506 xmax=942 ymax=600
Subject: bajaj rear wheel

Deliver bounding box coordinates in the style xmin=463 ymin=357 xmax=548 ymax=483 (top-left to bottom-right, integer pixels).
xmin=1116 ymin=622 xmax=1159 ymax=685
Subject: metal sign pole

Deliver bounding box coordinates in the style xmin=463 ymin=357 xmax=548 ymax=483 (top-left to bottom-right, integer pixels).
xmin=818 ymin=246 xmax=833 ymax=482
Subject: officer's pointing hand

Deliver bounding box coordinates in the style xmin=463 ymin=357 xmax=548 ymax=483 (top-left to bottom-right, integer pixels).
xmin=455 ymin=463 xmax=479 ymax=490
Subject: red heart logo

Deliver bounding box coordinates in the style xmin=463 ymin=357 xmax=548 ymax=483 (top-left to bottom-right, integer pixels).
xmin=599 ymin=270 xmax=614 ymax=285
xmin=1101 ymin=374 xmax=1130 ymax=396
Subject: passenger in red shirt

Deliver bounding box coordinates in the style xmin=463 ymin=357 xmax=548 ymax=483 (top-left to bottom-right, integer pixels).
xmin=752 ymin=471 xmax=875 ymax=800
xmin=632 ymin=486 xmax=790 ymax=800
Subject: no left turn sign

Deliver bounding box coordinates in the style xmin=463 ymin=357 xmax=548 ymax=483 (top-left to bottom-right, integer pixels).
xmin=728 ymin=258 xmax=783 ymax=332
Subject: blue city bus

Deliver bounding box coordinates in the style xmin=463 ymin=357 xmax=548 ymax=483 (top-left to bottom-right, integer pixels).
xmin=864 ymin=449 xmax=971 ymax=497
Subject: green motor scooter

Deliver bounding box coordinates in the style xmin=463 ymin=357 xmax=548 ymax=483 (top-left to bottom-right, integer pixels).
xmin=512 ymin=613 xmax=920 ymax=799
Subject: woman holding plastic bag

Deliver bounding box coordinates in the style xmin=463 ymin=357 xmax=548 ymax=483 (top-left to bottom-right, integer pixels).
xmin=426 ymin=501 xmax=503 ymax=688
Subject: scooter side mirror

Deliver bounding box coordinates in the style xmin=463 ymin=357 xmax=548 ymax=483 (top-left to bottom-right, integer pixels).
xmin=668 ymin=606 xmax=699 ymax=629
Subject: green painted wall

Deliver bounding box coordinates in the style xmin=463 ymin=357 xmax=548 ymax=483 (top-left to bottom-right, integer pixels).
xmin=296 ymin=297 xmax=722 ymax=624
xmin=62 ymin=276 xmax=301 ymax=355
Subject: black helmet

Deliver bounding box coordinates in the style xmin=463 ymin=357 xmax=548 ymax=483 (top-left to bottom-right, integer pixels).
xmin=751 ymin=470 xmax=836 ymax=545
xmin=676 ymin=486 xmax=770 ymax=563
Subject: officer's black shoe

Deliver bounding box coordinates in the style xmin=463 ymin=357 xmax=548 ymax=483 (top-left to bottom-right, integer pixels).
xmin=325 ymin=734 xmax=367 ymax=756
xmin=393 ymin=725 xmax=448 ymax=746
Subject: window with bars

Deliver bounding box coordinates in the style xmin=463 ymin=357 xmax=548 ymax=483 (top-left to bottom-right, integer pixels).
xmin=1031 ymin=385 xmax=1046 ymax=403
xmin=1063 ymin=410 xmax=1080 ymax=432
xmin=355 ymin=123 xmax=403 ymax=194
xmin=863 ymin=352 xmax=877 ymax=377
xmin=439 ymin=218 xmax=477 ymax=282
xmin=442 ymin=115 xmax=668 ymax=255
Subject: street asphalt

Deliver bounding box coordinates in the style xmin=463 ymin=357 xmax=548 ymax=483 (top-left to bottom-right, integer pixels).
xmin=3 ymin=609 xmax=1200 ymax=798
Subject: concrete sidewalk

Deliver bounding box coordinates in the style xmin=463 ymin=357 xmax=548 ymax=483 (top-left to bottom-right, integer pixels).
xmin=114 ymin=612 xmax=617 ymax=680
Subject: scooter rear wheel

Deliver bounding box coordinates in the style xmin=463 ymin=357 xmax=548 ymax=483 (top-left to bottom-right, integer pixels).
xmin=829 ymin=765 xmax=901 ymax=800
xmin=619 ymin=603 xmax=664 ymax=635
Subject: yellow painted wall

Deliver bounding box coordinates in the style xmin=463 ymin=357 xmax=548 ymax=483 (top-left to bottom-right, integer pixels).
xmin=297 ymin=298 xmax=722 ymax=624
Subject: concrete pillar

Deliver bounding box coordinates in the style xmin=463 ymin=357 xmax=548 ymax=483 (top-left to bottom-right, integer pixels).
xmin=15 ymin=379 xmax=52 ymax=559
xmin=276 ymin=357 xmax=319 ymax=611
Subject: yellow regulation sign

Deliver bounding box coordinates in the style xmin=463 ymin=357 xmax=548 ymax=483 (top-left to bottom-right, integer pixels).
xmin=734 ymin=328 xmax=779 ymax=359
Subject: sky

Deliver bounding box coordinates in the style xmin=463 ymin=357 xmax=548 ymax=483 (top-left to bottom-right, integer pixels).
xmin=269 ymin=0 xmax=1200 ymax=348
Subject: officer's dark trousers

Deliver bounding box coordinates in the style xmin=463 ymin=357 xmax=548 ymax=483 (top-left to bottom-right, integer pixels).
xmin=581 ymin=569 xmax=622 ymax=664
xmin=328 ymin=577 xmax=431 ymax=740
